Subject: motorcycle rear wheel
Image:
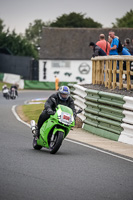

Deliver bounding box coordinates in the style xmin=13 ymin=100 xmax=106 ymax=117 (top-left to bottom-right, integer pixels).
xmin=50 ymin=131 xmax=64 ymax=154
xmin=33 ymin=137 xmax=42 ymax=150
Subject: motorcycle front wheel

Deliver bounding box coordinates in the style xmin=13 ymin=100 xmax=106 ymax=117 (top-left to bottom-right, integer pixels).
xmin=50 ymin=131 xmax=64 ymax=154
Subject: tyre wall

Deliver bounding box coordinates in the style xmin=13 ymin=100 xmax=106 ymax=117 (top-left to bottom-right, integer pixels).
xmin=68 ymin=84 xmax=133 ymax=145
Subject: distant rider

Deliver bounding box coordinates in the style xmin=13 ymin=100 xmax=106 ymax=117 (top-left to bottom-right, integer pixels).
xmin=34 ymin=86 xmax=76 ymax=137
xmin=10 ymin=84 xmax=18 ymax=96
xmin=2 ymin=84 xmax=9 ymax=98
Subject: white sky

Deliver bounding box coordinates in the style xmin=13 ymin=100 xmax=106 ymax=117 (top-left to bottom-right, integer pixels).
xmin=0 ymin=0 xmax=133 ymax=34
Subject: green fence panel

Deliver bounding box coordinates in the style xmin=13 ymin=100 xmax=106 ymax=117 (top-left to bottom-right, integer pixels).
xmin=24 ymin=80 xmax=55 ymax=90
xmin=0 ymin=73 xmax=4 ymax=81
xmin=83 ymin=123 xmax=119 ymax=141
xmin=24 ymin=81 xmax=76 ymax=90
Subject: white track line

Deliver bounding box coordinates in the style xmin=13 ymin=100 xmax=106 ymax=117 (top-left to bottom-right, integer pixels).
xmin=12 ymin=105 xmax=133 ymax=163
xmin=12 ymin=105 xmax=30 ymax=128
xmin=65 ymin=139 xmax=133 ymax=163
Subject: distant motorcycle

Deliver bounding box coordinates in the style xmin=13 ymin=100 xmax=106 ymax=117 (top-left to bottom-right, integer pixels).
xmin=10 ymin=88 xmax=16 ymax=99
xmin=2 ymin=88 xmax=10 ymax=99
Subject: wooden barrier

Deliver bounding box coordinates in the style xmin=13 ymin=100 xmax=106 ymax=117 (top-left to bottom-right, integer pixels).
xmin=91 ymin=56 xmax=133 ymax=90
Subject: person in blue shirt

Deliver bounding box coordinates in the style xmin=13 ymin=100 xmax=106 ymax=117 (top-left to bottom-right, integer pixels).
xmin=122 ymin=47 xmax=131 ymax=55
xmin=123 ymin=38 xmax=133 ymax=55
xmin=108 ymin=31 xmax=119 ymax=81
xmin=109 ymin=31 xmax=119 ymax=55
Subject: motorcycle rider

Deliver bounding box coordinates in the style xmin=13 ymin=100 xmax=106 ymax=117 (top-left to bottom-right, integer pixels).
xmin=34 ymin=86 xmax=76 ymax=137
xmin=10 ymin=84 xmax=18 ymax=96
xmin=2 ymin=84 xmax=10 ymax=98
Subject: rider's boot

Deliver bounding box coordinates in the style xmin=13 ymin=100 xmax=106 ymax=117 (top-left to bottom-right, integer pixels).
xmin=35 ymin=126 xmax=40 ymax=138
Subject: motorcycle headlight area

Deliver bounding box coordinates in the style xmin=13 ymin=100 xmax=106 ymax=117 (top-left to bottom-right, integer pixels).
xmin=59 ymin=112 xmax=73 ymax=125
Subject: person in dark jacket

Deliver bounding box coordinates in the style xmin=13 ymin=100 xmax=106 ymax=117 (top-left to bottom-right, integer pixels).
xmin=89 ymin=42 xmax=107 ymax=57
xmin=10 ymin=84 xmax=18 ymax=96
xmin=34 ymin=86 xmax=76 ymax=137
xmin=124 ymin=38 xmax=133 ymax=55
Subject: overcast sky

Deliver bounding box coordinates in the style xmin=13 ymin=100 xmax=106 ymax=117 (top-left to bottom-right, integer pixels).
xmin=0 ymin=0 xmax=133 ymax=34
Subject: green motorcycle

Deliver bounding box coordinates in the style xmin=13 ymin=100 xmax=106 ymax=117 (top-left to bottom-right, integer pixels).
xmin=31 ymin=104 xmax=82 ymax=154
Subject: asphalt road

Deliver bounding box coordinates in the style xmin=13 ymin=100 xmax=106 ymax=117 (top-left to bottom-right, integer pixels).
xmin=0 ymin=90 xmax=133 ymax=200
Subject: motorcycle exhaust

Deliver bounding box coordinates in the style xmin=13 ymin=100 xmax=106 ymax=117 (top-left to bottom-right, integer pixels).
xmin=30 ymin=120 xmax=36 ymax=134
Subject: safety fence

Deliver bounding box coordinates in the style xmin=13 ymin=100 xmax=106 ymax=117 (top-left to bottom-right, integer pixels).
xmin=91 ymin=55 xmax=133 ymax=90
xmin=68 ymin=84 xmax=133 ymax=145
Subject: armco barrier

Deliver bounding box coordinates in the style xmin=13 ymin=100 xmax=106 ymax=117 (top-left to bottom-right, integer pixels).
xmin=68 ymin=84 xmax=133 ymax=145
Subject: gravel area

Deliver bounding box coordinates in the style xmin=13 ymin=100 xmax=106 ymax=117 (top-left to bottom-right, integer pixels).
xmin=81 ymin=83 xmax=133 ymax=97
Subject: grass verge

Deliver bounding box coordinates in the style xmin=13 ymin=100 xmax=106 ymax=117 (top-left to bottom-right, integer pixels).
xmin=17 ymin=102 xmax=45 ymax=124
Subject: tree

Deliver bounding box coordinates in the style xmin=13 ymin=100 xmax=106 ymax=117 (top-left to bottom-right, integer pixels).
xmin=0 ymin=19 xmax=38 ymax=59
xmin=0 ymin=19 xmax=5 ymax=33
xmin=112 ymin=9 xmax=133 ymax=28
xmin=25 ymin=19 xmax=46 ymax=47
xmin=50 ymin=12 xmax=102 ymax=28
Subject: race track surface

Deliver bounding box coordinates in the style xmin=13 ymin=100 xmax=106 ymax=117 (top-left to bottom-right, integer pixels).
xmin=0 ymin=90 xmax=133 ymax=200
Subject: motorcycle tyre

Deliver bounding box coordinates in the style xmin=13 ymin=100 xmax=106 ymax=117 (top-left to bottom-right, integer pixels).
xmin=50 ymin=131 xmax=64 ymax=154
xmin=33 ymin=137 xmax=42 ymax=150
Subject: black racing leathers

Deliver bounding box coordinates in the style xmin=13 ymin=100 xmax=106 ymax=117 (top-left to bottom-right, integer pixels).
xmin=37 ymin=92 xmax=76 ymax=130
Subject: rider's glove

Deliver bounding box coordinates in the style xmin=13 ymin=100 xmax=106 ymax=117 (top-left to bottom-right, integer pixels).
xmin=47 ymin=108 xmax=55 ymax=115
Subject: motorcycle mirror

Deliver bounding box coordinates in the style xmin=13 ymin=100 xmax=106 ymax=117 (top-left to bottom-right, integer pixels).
xmin=76 ymin=109 xmax=83 ymax=114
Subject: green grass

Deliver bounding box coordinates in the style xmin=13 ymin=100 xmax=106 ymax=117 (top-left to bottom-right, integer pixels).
xmin=22 ymin=103 xmax=45 ymax=123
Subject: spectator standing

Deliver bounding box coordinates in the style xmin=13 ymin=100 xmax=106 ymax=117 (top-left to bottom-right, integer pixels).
xmin=122 ymin=47 xmax=131 ymax=55
xmin=124 ymin=38 xmax=133 ymax=55
xmin=96 ymin=34 xmax=110 ymax=55
xmin=108 ymin=36 xmax=112 ymax=45
xmin=132 ymin=39 xmax=133 ymax=46
xmin=108 ymin=31 xmax=119 ymax=81
xmin=55 ymin=76 xmax=59 ymax=90
xmin=115 ymin=36 xmax=131 ymax=56
xmin=109 ymin=31 xmax=119 ymax=55
xmin=89 ymin=42 xmax=106 ymax=81
xmin=89 ymin=42 xmax=106 ymax=57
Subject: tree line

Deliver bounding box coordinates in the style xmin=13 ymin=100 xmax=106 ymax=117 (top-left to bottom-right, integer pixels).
xmin=0 ymin=11 xmax=133 ymax=59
